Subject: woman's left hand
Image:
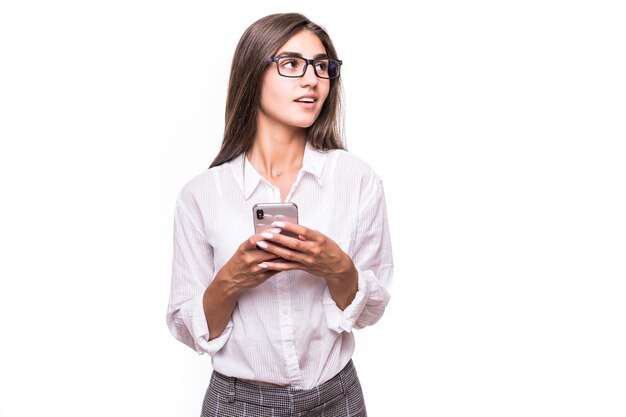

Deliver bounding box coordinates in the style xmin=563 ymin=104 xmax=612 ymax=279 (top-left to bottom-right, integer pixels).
xmin=256 ymin=221 xmax=358 ymax=308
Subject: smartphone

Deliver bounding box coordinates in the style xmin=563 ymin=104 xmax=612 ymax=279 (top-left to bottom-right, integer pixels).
xmin=253 ymin=202 xmax=299 ymax=239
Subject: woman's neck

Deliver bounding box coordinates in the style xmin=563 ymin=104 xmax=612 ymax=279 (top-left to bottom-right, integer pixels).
xmin=247 ymin=123 xmax=306 ymax=180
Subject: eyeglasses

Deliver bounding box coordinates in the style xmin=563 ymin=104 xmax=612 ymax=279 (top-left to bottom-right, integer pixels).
xmin=270 ymin=56 xmax=342 ymax=79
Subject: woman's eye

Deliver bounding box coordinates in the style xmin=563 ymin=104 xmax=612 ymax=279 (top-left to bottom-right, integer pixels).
xmin=281 ymin=59 xmax=300 ymax=69
xmin=315 ymin=61 xmax=328 ymax=71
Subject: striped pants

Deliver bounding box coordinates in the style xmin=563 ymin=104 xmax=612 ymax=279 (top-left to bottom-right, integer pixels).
xmin=201 ymin=360 xmax=367 ymax=417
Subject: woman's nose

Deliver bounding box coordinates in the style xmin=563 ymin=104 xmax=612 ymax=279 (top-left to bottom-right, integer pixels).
xmin=299 ymin=63 xmax=318 ymax=87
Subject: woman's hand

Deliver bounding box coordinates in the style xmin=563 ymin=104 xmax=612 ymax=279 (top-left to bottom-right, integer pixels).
xmin=255 ymin=221 xmax=358 ymax=309
xmin=204 ymin=229 xmax=287 ymax=340
xmin=214 ymin=228 xmax=287 ymax=295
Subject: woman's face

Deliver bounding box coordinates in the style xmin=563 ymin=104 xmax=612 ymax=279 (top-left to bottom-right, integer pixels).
xmin=259 ymin=30 xmax=331 ymax=131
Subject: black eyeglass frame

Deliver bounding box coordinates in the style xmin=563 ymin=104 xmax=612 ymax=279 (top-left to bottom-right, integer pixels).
xmin=269 ymin=56 xmax=343 ymax=80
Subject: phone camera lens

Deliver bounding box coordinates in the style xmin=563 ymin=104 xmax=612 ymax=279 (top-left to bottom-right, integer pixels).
xmin=256 ymin=209 xmax=264 ymax=219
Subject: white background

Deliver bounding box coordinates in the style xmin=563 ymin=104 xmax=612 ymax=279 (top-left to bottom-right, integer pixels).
xmin=1 ymin=1 xmax=625 ymax=416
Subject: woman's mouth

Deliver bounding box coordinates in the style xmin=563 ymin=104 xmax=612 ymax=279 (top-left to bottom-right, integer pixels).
xmin=294 ymin=96 xmax=317 ymax=109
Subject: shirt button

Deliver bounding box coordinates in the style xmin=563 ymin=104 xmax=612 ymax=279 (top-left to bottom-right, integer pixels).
xmin=281 ymin=309 xmax=289 ymax=316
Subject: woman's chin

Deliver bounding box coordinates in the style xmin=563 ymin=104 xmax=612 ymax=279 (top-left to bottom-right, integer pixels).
xmin=264 ymin=111 xmax=319 ymax=130
xmin=288 ymin=115 xmax=319 ymax=129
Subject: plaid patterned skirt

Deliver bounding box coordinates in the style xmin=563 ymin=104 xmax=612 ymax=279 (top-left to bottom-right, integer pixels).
xmin=201 ymin=360 xmax=367 ymax=417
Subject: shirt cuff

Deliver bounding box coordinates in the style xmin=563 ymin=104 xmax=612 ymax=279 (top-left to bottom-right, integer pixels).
xmin=322 ymin=267 xmax=370 ymax=333
xmin=180 ymin=292 xmax=234 ymax=356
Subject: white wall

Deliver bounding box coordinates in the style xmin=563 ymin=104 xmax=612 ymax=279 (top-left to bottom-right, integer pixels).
xmin=1 ymin=1 xmax=624 ymax=416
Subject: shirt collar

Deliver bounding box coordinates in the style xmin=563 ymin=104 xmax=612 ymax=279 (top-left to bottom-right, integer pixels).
xmin=229 ymin=141 xmax=327 ymax=200
xmin=301 ymin=141 xmax=326 ymax=185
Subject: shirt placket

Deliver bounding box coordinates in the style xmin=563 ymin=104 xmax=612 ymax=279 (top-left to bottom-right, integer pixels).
xmin=276 ymin=271 xmax=303 ymax=386
xmin=266 ymin=176 xmax=305 ymax=386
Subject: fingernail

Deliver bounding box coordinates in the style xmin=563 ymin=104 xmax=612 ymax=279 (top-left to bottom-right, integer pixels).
xmin=270 ymin=228 xmax=281 ymax=233
xmin=256 ymin=241 xmax=268 ymax=249
xmin=258 ymin=263 xmax=268 ymax=268
xmin=272 ymin=221 xmax=285 ymax=228
xmin=261 ymin=232 xmax=274 ymax=239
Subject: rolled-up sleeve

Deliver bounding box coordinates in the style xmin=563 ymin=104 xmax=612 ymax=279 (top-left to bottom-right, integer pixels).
xmin=324 ymin=175 xmax=394 ymax=333
xmin=166 ymin=190 xmax=233 ymax=355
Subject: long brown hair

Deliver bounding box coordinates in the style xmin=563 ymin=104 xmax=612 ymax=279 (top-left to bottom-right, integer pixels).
xmin=209 ymin=13 xmax=345 ymax=169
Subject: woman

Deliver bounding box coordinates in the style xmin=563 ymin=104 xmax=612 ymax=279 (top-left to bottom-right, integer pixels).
xmin=167 ymin=12 xmax=393 ymax=416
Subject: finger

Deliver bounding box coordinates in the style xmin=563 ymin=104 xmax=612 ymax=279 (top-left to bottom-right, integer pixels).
xmin=261 ymin=254 xmax=285 ymax=262
xmin=243 ymin=227 xmax=282 ymax=251
xmin=258 ymin=259 xmax=301 ymax=272
xmin=270 ymin=221 xmax=319 ymax=242
xmin=247 ymin=244 xmax=287 ymax=264
xmin=258 ymin=231 xmax=307 ymax=253
xmin=257 ymin=255 xmax=288 ymax=267
xmin=255 ymin=263 xmax=283 ymax=275
xmin=257 ymin=241 xmax=311 ymax=265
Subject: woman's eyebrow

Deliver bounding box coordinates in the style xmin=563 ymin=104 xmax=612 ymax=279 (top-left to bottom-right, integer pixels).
xmin=276 ymin=51 xmax=329 ymax=59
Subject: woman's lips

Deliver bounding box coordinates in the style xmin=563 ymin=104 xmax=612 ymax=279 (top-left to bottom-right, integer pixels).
xmin=294 ymin=98 xmax=316 ymax=110
xmin=295 ymin=101 xmax=316 ymax=109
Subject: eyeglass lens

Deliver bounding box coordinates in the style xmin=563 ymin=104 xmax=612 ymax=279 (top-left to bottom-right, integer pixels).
xmin=276 ymin=57 xmax=340 ymax=79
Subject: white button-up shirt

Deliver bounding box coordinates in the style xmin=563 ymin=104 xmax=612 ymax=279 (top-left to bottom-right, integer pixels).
xmin=167 ymin=141 xmax=393 ymax=389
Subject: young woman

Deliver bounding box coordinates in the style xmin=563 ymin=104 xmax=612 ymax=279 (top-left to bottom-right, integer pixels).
xmin=167 ymin=13 xmax=393 ymax=416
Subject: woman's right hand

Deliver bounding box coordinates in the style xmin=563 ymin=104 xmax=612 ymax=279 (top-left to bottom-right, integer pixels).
xmin=214 ymin=228 xmax=287 ymax=294
xmin=204 ymin=229 xmax=288 ymax=340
